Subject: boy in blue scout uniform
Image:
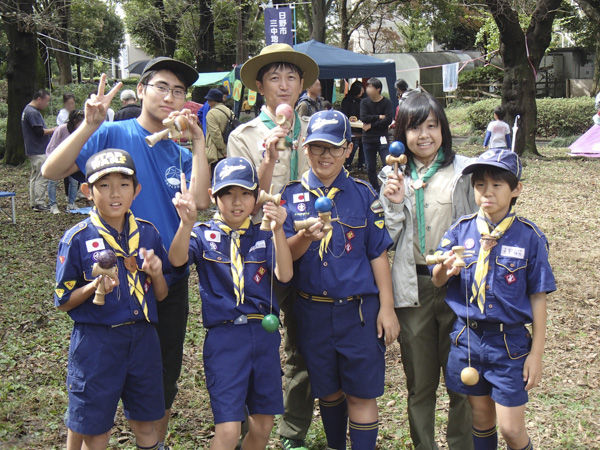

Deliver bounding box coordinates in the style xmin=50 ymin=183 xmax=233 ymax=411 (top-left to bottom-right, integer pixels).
xmin=168 ymin=156 xmax=293 ymax=450
xmin=280 ymin=110 xmax=400 ymax=450
xmin=55 ymin=149 xmax=170 ymax=450
xmin=431 ymin=149 xmax=556 ymax=450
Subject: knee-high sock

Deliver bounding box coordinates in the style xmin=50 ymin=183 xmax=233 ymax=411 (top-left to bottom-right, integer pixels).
xmin=508 ymin=439 xmax=533 ymax=450
xmin=348 ymin=420 xmax=378 ymax=450
xmin=319 ymin=395 xmax=348 ymax=450
xmin=473 ymin=426 xmax=498 ymax=450
xmin=137 ymin=443 xmax=159 ymax=450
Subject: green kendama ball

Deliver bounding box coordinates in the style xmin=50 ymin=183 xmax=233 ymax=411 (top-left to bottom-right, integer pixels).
xmin=262 ymin=314 xmax=279 ymax=333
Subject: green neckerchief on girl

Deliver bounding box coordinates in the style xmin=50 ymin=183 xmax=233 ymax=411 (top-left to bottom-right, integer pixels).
xmin=409 ymin=149 xmax=445 ymax=255
xmin=259 ymin=109 xmax=302 ymax=180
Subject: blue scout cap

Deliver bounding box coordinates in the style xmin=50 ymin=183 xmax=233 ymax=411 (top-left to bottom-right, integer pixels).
xmin=204 ymin=89 xmax=224 ymax=102
xmin=212 ymin=157 xmax=258 ymax=195
xmin=85 ymin=149 xmax=136 ymax=184
xmin=462 ymin=148 xmax=522 ymax=180
xmin=304 ymin=110 xmax=352 ymax=147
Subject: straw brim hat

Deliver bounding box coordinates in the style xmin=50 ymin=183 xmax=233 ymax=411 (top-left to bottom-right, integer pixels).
xmin=240 ymin=44 xmax=319 ymax=92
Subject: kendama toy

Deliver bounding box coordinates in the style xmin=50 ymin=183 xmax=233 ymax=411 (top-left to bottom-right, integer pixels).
xmin=262 ymin=314 xmax=279 ymax=333
xmin=275 ymin=104 xmax=294 ymax=151
xmin=257 ymin=185 xmax=281 ymax=231
xmin=425 ymin=246 xmax=466 ymax=267
xmin=385 ymin=141 xmax=407 ymax=176
xmin=145 ymin=115 xmax=188 ymax=147
xmin=92 ymin=249 xmax=118 ymax=305
xmin=294 ymin=196 xmax=338 ymax=234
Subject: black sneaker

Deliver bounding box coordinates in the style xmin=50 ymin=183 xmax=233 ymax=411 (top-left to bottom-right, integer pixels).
xmin=32 ymin=204 xmax=50 ymax=212
xmin=281 ymin=436 xmax=309 ymax=450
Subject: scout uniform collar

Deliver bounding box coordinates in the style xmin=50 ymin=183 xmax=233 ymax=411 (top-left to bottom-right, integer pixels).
xmin=301 ymin=167 xmax=350 ymax=193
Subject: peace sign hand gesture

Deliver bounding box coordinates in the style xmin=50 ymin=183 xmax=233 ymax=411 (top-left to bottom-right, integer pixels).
xmin=172 ymin=173 xmax=198 ymax=226
xmin=85 ymin=73 xmax=123 ymax=127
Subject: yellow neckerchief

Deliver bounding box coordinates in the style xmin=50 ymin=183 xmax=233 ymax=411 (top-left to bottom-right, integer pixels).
xmin=214 ymin=214 xmax=251 ymax=306
xmin=471 ymin=205 xmax=516 ymax=313
xmin=89 ymin=208 xmax=148 ymax=321
xmin=300 ymin=169 xmax=345 ymax=260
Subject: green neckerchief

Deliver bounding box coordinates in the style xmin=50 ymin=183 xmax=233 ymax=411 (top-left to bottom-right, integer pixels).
xmin=409 ymin=149 xmax=445 ymax=255
xmin=259 ymin=109 xmax=302 ymax=180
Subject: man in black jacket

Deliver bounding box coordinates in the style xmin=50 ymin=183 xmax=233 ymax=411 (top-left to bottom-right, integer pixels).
xmin=360 ymin=78 xmax=393 ymax=190
xmin=341 ymin=80 xmax=365 ymax=171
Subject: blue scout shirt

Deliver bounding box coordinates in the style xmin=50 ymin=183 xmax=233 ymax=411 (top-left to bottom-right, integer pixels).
xmin=55 ymin=217 xmax=170 ymax=325
xmin=437 ymin=214 xmax=556 ymax=325
xmin=75 ymin=119 xmax=193 ymax=250
xmin=187 ymin=220 xmax=279 ymax=328
xmin=281 ymin=169 xmax=393 ymax=298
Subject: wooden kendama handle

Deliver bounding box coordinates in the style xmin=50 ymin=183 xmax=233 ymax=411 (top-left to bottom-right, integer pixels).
xmin=91 ymin=264 xmax=118 ymax=306
xmin=293 ymin=216 xmax=338 ymax=233
xmin=258 ymin=185 xmax=281 ymax=231
xmin=145 ymin=115 xmax=188 ymax=147
xmin=425 ymin=246 xmax=466 ymax=267
xmin=385 ymin=154 xmax=408 ymax=177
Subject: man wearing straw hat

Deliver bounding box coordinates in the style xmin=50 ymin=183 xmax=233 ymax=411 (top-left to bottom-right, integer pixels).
xmin=228 ymin=43 xmax=319 ymax=450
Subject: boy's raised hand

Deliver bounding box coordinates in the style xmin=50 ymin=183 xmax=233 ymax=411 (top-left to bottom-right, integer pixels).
xmin=263 ymin=201 xmax=287 ymax=232
xmin=140 ymin=247 xmax=163 ymax=278
xmin=382 ymin=172 xmax=405 ymax=204
xmin=442 ymin=251 xmax=462 ymax=277
xmin=85 ymin=73 xmax=122 ymax=126
xmin=172 ymin=173 xmax=198 ymax=225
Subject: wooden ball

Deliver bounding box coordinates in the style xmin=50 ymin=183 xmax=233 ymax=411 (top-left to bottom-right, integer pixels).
xmin=96 ymin=249 xmax=117 ymax=269
xmin=461 ymin=366 xmax=480 ymax=386
xmin=262 ymin=314 xmax=279 ymax=333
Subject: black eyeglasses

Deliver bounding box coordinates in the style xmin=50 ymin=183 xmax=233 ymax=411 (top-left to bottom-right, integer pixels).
xmin=308 ymin=144 xmax=348 ymax=157
xmin=145 ymin=83 xmax=187 ymax=99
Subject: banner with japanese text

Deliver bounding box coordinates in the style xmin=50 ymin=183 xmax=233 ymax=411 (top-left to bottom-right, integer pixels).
xmin=264 ymin=7 xmax=293 ymax=46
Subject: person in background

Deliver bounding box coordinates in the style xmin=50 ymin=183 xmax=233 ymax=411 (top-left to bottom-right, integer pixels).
xmin=46 ymin=110 xmax=85 ymax=213
xmin=296 ymin=79 xmax=323 ymax=117
xmin=341 ymin=80 xmax=365 ymax=171
xmin=483 ymin=106 xmax=512 ymax=151
xmin=204 ymin=88 xmax=232 ymax=173
xmin=57 ymin=93 xmax=76 ymax=126
xmin=322 ymin=101 xmax=332 ymax=111
xmin=360 ymin=78 xmax=393 ymax=191
xmin=114 ymin=89 xmax=142 ymax=121
xmin=22 ymin=89 xmax=56 ymax=211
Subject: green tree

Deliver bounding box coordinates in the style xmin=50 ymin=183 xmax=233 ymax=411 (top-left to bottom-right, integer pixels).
xmin=573 ymin=0 xmax=600 ymax=94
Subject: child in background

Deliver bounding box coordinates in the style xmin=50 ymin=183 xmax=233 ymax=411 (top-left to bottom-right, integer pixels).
xmin=484 ymin=106 xmax=511 ymax=150
xmin=169 ymin=157 xmax=293 ymax=450
xmin=431 ymin=149 xmax=556 ymax=450
xmin=380 ymin=91 xmax=476 ymax=450
xmin=281 ymin=110 xmax=399 ymax=450
xmin=55 ymin=149 xmax=169 ymax=450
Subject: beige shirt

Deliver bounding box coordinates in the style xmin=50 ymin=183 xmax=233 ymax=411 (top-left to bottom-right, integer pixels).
xmin=205 ymin=104 xmax=230 ymax=165
xmin=409 ymin=159 xmax=455 ymax=265
xmin=227 ymin=107 xmax=310 ymax=222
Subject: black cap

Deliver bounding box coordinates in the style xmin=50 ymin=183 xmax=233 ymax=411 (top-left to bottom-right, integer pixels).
xmin=204 ymin=89 xmax=224 ymax=102
xmin=142 ymin=57 xmax=199 ymax=88
xmin=85 ymin=149 xmax=137 ymax=184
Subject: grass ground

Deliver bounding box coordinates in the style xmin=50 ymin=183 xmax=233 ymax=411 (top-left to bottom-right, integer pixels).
xmin=1 ymin=144 xmax=599 ymax=449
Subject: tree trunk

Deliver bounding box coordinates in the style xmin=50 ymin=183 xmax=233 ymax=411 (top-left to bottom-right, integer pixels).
xmin=54 ymin=0 xmax=72 ymax=85
xmin=486 ymin=0 xmax=562 ymax=156
xmin=340 ymin=0 xmax=349 ymax=49
xmin=593 ymin=30 xmax=600 ymax=95
xmin=310 ymin=0 xmax=326 ymax=42
xmin=2 ymin=0 xmax=39 ymax=166
xmin=197 ymin=0 xmax=217 ymax=72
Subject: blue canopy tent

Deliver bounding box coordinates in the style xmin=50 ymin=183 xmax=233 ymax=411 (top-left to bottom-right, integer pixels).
xmin=232 ymin=40 xmax=398 ymax=116
xmin=294 ymin=40 xmax=398 ymax=109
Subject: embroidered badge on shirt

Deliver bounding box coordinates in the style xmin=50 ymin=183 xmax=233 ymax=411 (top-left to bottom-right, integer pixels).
xmin=505 ymin=273 xmax=517 ymax=284
xmin=58 ymin=255 xmax=66 ymax=264
xmin=64 ymin=280 xmax=76 ymax=290
xmin=464 ymin=238 xmax=475 ymax=249
xmin=253 ymin=265 xmax=267 ymax=284
xmin=297 ymin=203 xmax=306 ymax=212
xmin=85 ymin=238 xmax=105 ymax=252
xmin=346 ymin=230 xmax=355 ymax=240
xmin=370 ymin=199 xmax=384 ymax=214
xmin=501 ymin=245 xmax=525 ymax=259
xmin=441 ymin=238 xmax=452 ymax=247
xmin=210 ymin=242 xmax=218 ymax=250
xmin=293 ymin=192 xmax=310 ymax=203
xmin=205 ymin=230 xmax=222 ymax=243
xmin=144 ymin=277 xmax=152 ymax=293
xmin=55 ymin=288 xmax=65 ymax=299
xmin=345 ymin=242 xmax=353 ymax=253
xmin=249 ymin=240 xmax=266 ymax=252
xmin=374 ymin=219 xmax=385 ymax=229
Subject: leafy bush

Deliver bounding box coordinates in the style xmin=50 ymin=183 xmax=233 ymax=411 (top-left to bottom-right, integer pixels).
xmin=459 ymin=65 xmax=503 ymax=85
xmin=548 ymin=135 xmax=579 ymax=148
xmin=466 ymin=97 xmax=596 ymax=138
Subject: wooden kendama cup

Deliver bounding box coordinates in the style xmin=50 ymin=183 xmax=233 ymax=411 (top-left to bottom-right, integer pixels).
xmin=257 ymin=185 xmax=282 ymax=231
xmin=425 ymin=246 xmax=466 ymax=267
xmin=91 ymin=249 xmax=118 ymax=305
xmin=385 ymin=141 xmax=407 ymax=176
xmin=275 ymin=104 xmax=294 ymax=151
xmin=293 ymin=196 xmax=338 ymax=234
xmin=145 ymin=115 xmax=189 ymax=147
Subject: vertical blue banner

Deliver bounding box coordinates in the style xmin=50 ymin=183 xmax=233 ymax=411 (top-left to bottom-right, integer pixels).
xmin=264 ymin=7 xmax=293 ymax=46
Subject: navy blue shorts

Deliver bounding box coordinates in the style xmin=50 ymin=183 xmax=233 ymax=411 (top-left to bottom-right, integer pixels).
xmin=294 ymin=293 xmax=385 ymax=399
xmin=66 ymin=321 xmax=165 ymax=435
xmin=446 ymin=319 xmax=531 ymax=407
xmin=203 ymin=320 xmax=284 ymax=424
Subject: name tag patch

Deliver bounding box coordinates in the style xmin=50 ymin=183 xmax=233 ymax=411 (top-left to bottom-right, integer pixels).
xmin=501 ymin=245 xmax=525 ymax=259
xmin=249 ymin=240 xmax=266 ymax=252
